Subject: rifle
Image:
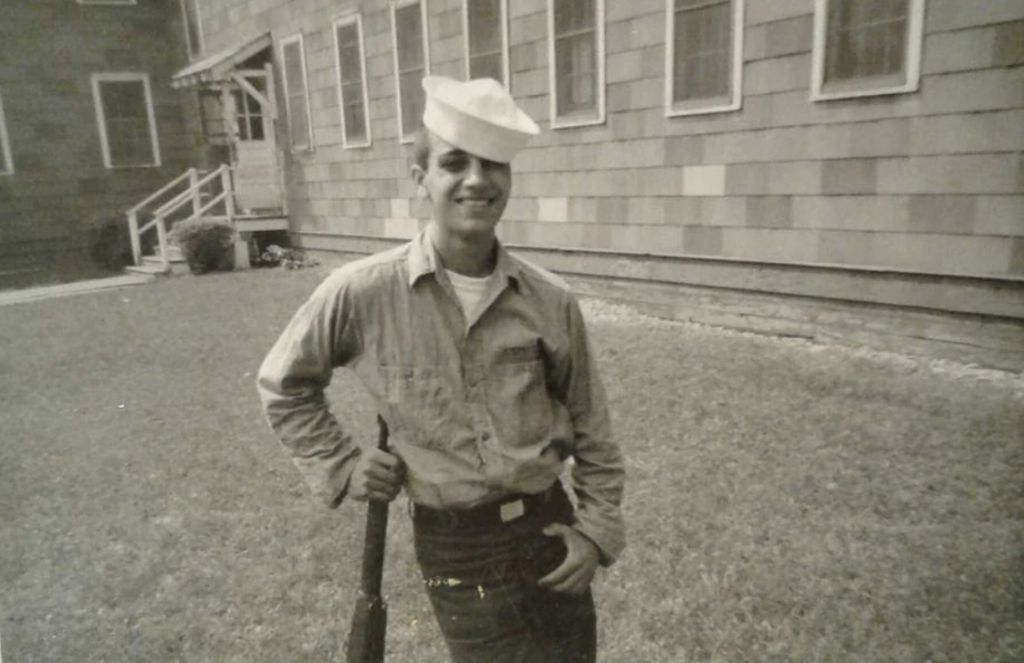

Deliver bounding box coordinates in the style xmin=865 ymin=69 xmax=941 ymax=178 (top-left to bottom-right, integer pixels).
xmin=346 ymin=415 xmax=390 ymax=663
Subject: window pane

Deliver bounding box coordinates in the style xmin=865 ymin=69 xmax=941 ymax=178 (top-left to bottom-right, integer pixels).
xmin=337 ymin=21 xmax=368 ymax=144
xmin=344 ymin=95 xmax=366 ymax=141
xmin=283 ymin=41 xmax=309 ymax=147
xmin=338 ymin=25 xmax=361 ymax=85
xmin=396 ymin=3 xmax=424 ymax=71
xmin=825 ymin=0 xmax=908 ymax=83
xmin=250 ymin=116 xmax=265 ymax=141
xmin=182 ymin=0 xmax=202 ymax=58
xmin=232 ymin=91 xmax=249 ymax=140
xmin=284 ymin=42 xmax=304 ymax=88
xmin=400 ymin=70 xmax=424 ymax=135
xmin=673 ymin=0 xmax=731 ymax=103
xmin=556 ymin=32 xmax=595 ymax=114
xmin=100 ymin=81 xmax=154 ymax=166
xmin=288 ymin=96 xmax=309 ymax=146
xmin=468 ymin=0 xmax=501 ymax=55
xmin=470 ymin=52 xmax=503 ymax=81
xmin=555 ymin=0 xmax=593 ymax=35
xmin=0 ymin=90 xmax=7 ymax=172
xmin=101 ymin=81 xmax=146 ymax=120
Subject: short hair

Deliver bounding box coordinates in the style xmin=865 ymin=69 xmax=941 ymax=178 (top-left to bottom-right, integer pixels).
xmin=411 ymin=127 xmax=430 ymax=171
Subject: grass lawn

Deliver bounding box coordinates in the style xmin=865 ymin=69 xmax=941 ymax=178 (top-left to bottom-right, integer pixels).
xmin=1 ymin=267 xmax=1022 ymax=663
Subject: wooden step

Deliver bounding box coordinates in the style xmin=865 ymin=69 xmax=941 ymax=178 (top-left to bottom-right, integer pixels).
xmin=127 ymin=246 xmax=189 ymax=276
xmin=126 ymin=263 xmax=171 ymax=276
xmin=234 ymin=215 xmax=289 ymax=232
xmin=141 ymin=245 xmax=185 ymax=263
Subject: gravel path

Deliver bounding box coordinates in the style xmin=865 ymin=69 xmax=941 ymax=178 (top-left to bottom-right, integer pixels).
xmin=579 ymin=297 xmax=1024 ymax=399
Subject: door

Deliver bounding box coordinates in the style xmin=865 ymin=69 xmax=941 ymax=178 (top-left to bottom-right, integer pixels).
xmin=229 ymin=69 xmax=281 ymax=213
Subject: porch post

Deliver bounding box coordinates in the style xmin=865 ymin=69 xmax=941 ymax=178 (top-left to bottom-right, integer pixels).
xmin=223 ymin=164 xmax=249 ymax=270
xmin=127 ymin=210 xmax=142 ymax=265
xmin=221 ymin=164 xmax=235 ymax=219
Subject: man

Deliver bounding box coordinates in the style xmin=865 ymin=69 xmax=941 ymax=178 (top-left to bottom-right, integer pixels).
xmin=257 ymin=75 xmax=625 ymax=663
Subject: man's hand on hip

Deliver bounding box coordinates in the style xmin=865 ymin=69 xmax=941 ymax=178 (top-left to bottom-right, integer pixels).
xmin=537 ymin=523 xmax=600 ymax=595
xmin=349 ymin=448 xmax=405 ymax=502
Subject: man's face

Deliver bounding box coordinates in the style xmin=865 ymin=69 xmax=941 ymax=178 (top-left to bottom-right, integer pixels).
xmin=412 ymin=131 xmax=512 ymax=240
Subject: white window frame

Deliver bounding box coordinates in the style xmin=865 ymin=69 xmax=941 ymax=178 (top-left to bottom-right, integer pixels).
xmin=77 ymin=0 xmax=136 ymax=5
xmin=462 ymin=0 xmax=510 ymax=85
xmin=547 ymin=0 xmax=606 ymax=129
xmin=0 ymin=88 xmax=13 ymax=175
xmin=333 ymin=12 xmax=372 ymax=149
xmin=391 ymin=0 xmax=432 ymax=144
xmin=279 ymin=32 xmax=315 ymax=152
xmin=810 ymin=0 xmax=926 ymax=102
xmin=664 ymin=0 xmax=744 ymax=117
xmin=180 ymin=0 xmax=204 ymax=60
xmin=90 ymin=73 xmax=161 ymax=169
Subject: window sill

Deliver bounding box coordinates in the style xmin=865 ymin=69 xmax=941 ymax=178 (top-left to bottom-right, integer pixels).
xmin=551 ymin=110 xmax=605 ymax=130
xmin=812 ymin=75 xmax=919 ymax=102
xmin=104 ymin=163 xmax=161 ymax=170
xmin=666 ymin=96 xmax=742 ymax=118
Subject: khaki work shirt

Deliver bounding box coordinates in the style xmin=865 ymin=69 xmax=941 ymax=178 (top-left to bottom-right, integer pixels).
xmin=257 ymin=231 xmax=626 ymax=563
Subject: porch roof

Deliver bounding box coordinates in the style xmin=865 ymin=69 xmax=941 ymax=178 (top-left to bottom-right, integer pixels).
xmin=171 ymin=32 xmax=272 ymax=89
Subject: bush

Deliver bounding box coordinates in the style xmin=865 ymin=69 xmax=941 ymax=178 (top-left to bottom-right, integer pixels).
xmin=169 ymin=219 xmax=237 ymax=275
xmin=260 ymin=244 xmax=320 ymax=270
xmin=87 ymin=217 xmax=137 ymax=272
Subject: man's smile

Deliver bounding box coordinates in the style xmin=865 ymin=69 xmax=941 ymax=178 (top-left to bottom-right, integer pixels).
xmin=455 ymin=194 xmax=499 ymax=210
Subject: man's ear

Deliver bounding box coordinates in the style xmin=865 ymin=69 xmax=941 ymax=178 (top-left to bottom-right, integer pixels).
xmin=410 ymin=164 xmax=425 ymax=187
xmin=411 ymin=165 xmax=428 ymax=199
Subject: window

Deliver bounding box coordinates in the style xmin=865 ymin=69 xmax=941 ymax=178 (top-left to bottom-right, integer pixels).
xmin=280 ymin=33 xmax=313 ymax=151
xmin=0 ymin=88 xmax=12 ymax=175
xmin=463 ymin=0 xmax=509 ymax=84
xmin=548 ymin=0 xmax=605 ymax=128
xmin=334 ymin=13 xmax=372 ymax=148
xmin=811 ymin=0 xmax=925 ymax=100
xmin=180 ymin=0 xmax=204 ymax=59
xmin=91 ymin=74 xmax=160 ymax=168
xmin=232 ymin=78 xmax=267 ymax=142
xmin=666 ymin=0 xmax=744 ymax=116
xmin=391 ymin=0 xmax=431 ymax=143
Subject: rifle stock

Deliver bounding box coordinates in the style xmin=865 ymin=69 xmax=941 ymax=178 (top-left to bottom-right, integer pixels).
xmin=346 ymin=415 xmax=390 ymax=663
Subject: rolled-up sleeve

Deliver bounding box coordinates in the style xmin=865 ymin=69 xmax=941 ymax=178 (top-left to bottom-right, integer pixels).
xmin=562 ymin=296 xmax=626 ymax=565
xmin=256 ymin=271 xmax=363 ymax=508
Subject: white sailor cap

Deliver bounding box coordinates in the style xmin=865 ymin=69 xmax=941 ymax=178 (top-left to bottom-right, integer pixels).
xmin=421 ymin=75 xmax=540 ymax=164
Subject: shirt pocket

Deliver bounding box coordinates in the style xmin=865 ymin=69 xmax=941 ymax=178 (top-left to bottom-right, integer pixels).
xmin=486 ymin=353 xmax=553 ymax=449
xmin=379 ymin=365 xmax=454 ymax=450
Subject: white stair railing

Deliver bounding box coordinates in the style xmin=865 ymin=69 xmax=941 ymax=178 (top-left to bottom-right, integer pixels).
xmin=126 ymin=164 xmax=234 ymax=267
xmin=126 ymin=168 xmax=195 ymax=265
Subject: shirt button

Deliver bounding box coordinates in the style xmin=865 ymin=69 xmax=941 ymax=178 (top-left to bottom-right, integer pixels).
xmin=481 ymin=432 xmax=491 ymax=441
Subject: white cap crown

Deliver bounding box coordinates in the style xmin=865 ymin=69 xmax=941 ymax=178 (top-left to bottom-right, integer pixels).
xmin=422 ymin=76 xmax=539 ymax=163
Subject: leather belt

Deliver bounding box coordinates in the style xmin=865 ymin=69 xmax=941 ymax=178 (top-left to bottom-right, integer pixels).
xmin=412 ymin=483 xmax=564 ymax=530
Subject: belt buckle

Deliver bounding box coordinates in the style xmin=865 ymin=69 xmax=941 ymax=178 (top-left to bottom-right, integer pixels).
xmin=500 ymin=499 xmax=525 ymax=523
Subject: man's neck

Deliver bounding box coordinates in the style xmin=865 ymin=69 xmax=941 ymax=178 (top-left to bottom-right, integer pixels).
xmin=429 ymin=224 xmax=496 ymax=277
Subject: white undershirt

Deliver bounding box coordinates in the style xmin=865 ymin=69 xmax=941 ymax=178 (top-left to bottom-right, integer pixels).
xmin=445 ymin=269 xmax=493 ymax=320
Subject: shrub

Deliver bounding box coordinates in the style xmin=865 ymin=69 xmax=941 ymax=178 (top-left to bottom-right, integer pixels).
xmin=260 ymin=244 xmax=320 ymax=270
xmin=169 ymin=219 xmax=237 ymax=275
xmin=87 ymin=216 xmax=139 ymax=272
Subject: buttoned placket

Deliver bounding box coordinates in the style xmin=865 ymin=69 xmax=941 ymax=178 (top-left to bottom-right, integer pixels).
xmin=439 ymin=269 xmax=511 ymax=480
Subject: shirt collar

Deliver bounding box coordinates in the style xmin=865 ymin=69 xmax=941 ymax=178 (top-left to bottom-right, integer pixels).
xmin=408 ymin=229 xmax=525 ymax=293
